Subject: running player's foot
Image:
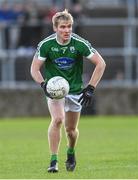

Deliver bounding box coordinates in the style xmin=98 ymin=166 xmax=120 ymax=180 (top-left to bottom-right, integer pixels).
xmin=65 ymin=153 xmax=76 ymax=171
xmin=47 ymin=160 xmax=58 ymax=173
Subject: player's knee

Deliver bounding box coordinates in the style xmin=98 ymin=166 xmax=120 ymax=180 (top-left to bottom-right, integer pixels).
xmin=53 ymin=116 xmax=64 ymax=127
xmin=66 ymin=127 xmax=76 ymax=138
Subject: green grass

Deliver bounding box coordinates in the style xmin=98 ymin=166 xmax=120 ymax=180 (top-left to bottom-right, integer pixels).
xmin=0 ymin=116 xmax=137 ymax=179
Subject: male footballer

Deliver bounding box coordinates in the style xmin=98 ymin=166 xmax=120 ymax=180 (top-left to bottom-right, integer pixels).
xmin=30 ymin=9 xmax=106 ymax=173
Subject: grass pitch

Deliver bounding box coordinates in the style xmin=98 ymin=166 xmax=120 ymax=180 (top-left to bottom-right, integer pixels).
xmin=0 ymin=116 xmax=137 ymax=179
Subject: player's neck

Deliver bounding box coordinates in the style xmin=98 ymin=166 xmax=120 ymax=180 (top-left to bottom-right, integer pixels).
xmin=56 ymin=35 xmax=71 ymax=45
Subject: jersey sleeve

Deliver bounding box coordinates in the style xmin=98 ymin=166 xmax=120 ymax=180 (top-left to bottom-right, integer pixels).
xmin=35 ymin=42 xmax=47 ymax=61
xmin=81 ymin=40 xmax=96 ymax=59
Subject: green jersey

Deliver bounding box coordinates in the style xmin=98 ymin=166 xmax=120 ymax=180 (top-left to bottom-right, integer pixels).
xmin=35 ymin=33 xmax=96 ymax=94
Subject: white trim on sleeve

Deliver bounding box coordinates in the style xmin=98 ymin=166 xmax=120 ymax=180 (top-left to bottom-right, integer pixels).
xmin=86 ymin=52 xmax=95 ymax=59
xmin=37 ymin=56 xmax=46 ymax=61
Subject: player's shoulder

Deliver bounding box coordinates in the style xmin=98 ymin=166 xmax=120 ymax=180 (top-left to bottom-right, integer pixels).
xmin=38 ymin=33 xmax=56 ymax=47
xmin=71 ymin=33 xmax=88 ymax=43
xmin=71 ymin=33 xmax=92 ymax=48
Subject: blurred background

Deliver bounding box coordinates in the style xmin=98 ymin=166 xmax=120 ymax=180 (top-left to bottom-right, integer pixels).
xmin=0 ymin=0 xmax=138 ymax=117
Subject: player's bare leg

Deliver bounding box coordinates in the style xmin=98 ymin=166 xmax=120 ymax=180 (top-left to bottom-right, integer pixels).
xmin=64 ymin=111 xmax=80 ymax=171
xmin=47 ymin=98 xmax=65 ymax=172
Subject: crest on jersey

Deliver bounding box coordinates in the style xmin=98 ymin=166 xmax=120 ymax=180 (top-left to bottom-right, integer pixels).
xmin=70 ymin=46 xmax=75 ymax=53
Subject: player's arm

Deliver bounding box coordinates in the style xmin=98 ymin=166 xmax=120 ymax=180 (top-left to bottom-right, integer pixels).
xmin=30 ymin=56 xmax=52 ymax=98
xmin=88 ymin=51 xmax=106 ymax=88
xmin=78 ymin=51 xmax=106 ymax=106
xmin=30 ymin=56 xmax=45 ymax=85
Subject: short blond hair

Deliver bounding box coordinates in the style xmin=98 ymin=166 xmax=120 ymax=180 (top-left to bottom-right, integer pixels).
xmin=52 ymin=9 xmax=74 ymax=27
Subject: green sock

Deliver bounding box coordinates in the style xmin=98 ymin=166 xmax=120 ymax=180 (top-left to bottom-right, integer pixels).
xmin=51 ymin=154 xmax=58 ymax=162
xmin=67 ymin=147 xmax=75 ymax=154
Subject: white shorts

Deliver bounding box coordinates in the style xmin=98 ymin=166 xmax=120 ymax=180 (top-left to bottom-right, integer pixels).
xmin=65 ymin=94 xmax=82 ymax=112
xmin=47 ymin=94 xmax=82 ymax=112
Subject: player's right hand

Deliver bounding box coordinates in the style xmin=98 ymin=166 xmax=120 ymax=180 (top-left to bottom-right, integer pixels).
xmin=40 ymin=82 xmax=53 ymax=99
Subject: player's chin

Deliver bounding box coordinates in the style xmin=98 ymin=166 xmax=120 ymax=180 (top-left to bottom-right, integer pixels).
xmin=63 ymin=37 xmax=70 ymax=41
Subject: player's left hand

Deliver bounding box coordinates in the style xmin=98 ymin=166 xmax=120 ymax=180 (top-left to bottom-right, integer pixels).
xmin=78 ymin=84 xmax=95 ymax=107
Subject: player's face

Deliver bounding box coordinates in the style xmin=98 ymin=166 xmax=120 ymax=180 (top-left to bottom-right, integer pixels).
xmin=54 ymin=20 xmax=72 ymax=44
